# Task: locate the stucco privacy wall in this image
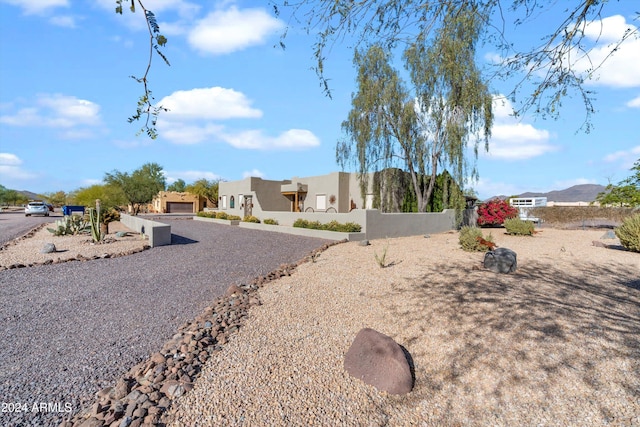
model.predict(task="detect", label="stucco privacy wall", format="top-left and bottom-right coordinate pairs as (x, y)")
top-left (120, 214), bottom-right (171, 247)
top-left (201, 209), bottom-right (461, 240)
top-left (364, 209), bottom-right (458, 239)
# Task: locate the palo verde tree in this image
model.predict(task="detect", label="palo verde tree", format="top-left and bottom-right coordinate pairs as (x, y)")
top-left (69, 184), bottom-right (128, 211)
top-left (104, 162), bottom-right (166, 215)
top-left (338, 3), bottom-right (492, 212)
top-left (595, 159), bottom-right (640, 207)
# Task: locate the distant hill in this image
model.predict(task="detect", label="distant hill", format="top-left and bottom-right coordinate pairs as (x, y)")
top-left (487, 184), bottom-right (607, 203)
top-left (518, 184), bottom-right (606, 202)
top-left (18, 190), bottom-right (44, 201)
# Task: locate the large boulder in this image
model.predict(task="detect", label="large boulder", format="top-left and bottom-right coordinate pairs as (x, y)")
top-left (344, 328), bottom-right (414, 395)
top-left (484, 247), bottom-right (517, 273)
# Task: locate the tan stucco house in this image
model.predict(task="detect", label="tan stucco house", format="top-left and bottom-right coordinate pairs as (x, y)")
top-left (218, 172), bottom-right (374, 218)
top-left (151, 191), bottom-right (206, 214)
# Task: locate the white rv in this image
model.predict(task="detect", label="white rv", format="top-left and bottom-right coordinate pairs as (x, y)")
top-left (509, 197), bottom-right (547, 222)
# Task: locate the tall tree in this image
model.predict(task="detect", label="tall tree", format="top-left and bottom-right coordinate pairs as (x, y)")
top-left (185, 179), bottom-right (219, 208)
top-left (104, 162), bottom-right (166, 215)
top-left (69, 184), bottom-right (128, 210)
top-left (338, 4), bottom-right (492, 212)
top-left (167, 179), bottom-right (187, 192)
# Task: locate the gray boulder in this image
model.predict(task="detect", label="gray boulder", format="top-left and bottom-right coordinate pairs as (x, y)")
top-left (344, 328), bottom-right (414, 395)
top-left (483, 247), bottom-right (517, 273)
top-left (601, 230), bottom-right (616, 239)
top-left (40, 243), bottom-right (56, 254)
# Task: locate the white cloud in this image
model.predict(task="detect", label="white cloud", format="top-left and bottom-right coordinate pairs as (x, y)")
top-left (188, 6), bottom-right (283, 55)
top-left (0, 94), bottom-right (102, 131)
top-left (603, 145), bottom-right (640, 169)
top-left (156, 122), bottom-right (225, 145)
top-left (49, 15), bottom-right (76, 28)
top-left (219, 129), bottom-right (321, 150)
top-left (1, 0), bottom-right (68, 15)
top-left (0, 153), bottom-right (37, 181)
top-left (243, 169), bottom-right (265, 179)
top-left (166, 170), bottom-right (222, 183)
top-left (574, 15), bottom-right (640, 88)
top-left (485, 96), bottom-right (557, 160)
top-left (156, 86), bottom-right (320, 150)
top-left (469, 177), bottom-right (522, 200)
top-left (626, 95), bottom-right (640, 108)
top-left (0, 153), bottom-right (22, 166)
top-left (158, 87), bottom-right (262, 120)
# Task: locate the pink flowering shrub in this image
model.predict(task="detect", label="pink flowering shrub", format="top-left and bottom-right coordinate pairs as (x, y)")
top-left (477, 199), bottom-right (518, 226)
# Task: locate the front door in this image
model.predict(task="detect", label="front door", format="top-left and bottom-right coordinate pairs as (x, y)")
top-left (244, 195), bottom-right (253, 218)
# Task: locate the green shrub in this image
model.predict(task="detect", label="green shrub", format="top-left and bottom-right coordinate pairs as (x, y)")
top-left (215, 211), bottom-right (228, 220)
top-left (196, 211), bottom-right (216, 218)
top-left (615, 213), bottom-right (640, 252)
top-left (263, 218), bottom-right (279, 225)
top-left (504, 218), bottom-right (535, 236)
top-left (101, 208), bottom-right (120, 225)
top-left (243, 215), bottom-right (261, 223)
top-left (459, 226), bottom-right (495, 252)
top-left (227, 215), bottom-right (241, 221)
top-left (292, 218), bottom-right (362, 232)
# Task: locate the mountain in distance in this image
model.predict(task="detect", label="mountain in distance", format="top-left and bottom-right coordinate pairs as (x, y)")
top-left (18, 190), bottom-right (44, 201)
top-left (487, 184), bottom-right (607, 203)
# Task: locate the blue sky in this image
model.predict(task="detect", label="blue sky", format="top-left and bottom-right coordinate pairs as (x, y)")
top-left (0, 0), bottom-right (638, 200)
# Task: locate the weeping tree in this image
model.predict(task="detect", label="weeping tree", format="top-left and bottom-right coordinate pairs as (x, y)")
top-left (337, 4), bottom-right (492, 212)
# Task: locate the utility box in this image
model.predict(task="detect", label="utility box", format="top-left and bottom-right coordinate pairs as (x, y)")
top-left (62, 205), bottom-right (85, 216)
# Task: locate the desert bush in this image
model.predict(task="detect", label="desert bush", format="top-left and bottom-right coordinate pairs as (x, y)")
top-left (243, 215), bottom-right (261, 223)
top-left (227, 215), bottom-right (241, 221)
top-left (215, 211), bottom-right (228, 220)
top-left (530, 206), bottom-right (636, 226)
top-left (459, 226), bottom-right (495, 252)
top-left (477, 199), bottom-right (518, 226)
top-left (196, 211), bottom-right (215, 218)
top-left (293, 218), bottom-right (362, 232)
top-left (101, 208), bottom-right (120, 225)
top-left (263, 218), bottom-right (279, 225)
top-left (504, 218), bottom-right (535, 236)
top-left (615, 213), bottom-right (640, 253)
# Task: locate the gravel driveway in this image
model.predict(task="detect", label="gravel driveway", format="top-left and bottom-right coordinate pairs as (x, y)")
top-left (0, 219), bottom-right (330, 426)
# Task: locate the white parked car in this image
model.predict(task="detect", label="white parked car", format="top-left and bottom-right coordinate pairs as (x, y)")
top-left (25, 201), bottom-right (50, 217)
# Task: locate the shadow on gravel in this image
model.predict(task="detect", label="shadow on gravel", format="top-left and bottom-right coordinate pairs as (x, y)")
top-left (170, 234), bottom-right (198, 245)
top-left (381, 260), bottom-right (640, 423)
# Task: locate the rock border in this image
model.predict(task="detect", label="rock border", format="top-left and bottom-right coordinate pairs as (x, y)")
top-left (0, 224), bottom-right (151, 271)
top-left (61, 240), bottom-right (346, 427)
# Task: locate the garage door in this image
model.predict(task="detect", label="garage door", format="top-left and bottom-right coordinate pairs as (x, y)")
top-left (166, 202), bottom-right (194, 213)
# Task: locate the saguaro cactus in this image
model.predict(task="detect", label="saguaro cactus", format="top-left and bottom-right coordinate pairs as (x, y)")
top-left (88, 199), bottom-right (103, 242)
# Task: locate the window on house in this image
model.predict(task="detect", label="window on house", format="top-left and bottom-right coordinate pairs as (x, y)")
top-left (316, 194), bottom-right (327, 211)
top-left (230, 196), bottom-right (235, 209)
top-left (222, 195), bottom-right (227, 209)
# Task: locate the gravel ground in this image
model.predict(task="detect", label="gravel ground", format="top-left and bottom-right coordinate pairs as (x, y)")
top-left (0, 219), bottom-right (330, 427)
top-left (167, 228), bottom-right (640, 426)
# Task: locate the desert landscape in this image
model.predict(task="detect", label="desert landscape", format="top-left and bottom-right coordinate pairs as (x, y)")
top-left (2, 221), bottom-right (639, 426)
top-left (161, 227), bottom-right (639, 426)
